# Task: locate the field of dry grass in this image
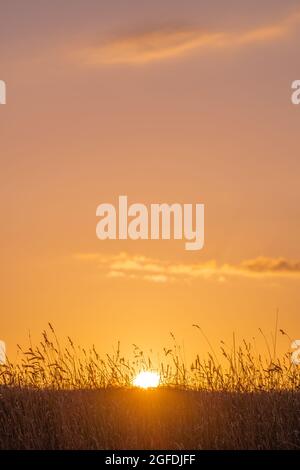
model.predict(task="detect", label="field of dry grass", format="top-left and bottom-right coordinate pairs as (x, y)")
top-left (0, 325), bottom-right (299, 449)
top-left (0, 388), bottom-right (300, 449)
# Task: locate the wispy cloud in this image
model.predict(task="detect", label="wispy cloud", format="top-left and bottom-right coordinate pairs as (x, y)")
top-left (241, 257), bottom-right (300, 273)
top-left (78, 10), bottom-right (300, 65)
top-left (73, 252), bottom-right (300, 283)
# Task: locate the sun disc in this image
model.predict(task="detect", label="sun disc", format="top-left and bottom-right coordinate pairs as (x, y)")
top-left (133, 371), bottom-right (160, 389)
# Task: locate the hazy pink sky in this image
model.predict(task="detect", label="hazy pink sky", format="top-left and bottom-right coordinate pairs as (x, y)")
top-left (1, 1), bottom-right (300, 360)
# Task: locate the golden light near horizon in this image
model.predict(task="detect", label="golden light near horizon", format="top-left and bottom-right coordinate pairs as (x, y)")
top-left (133, 371), bottom-right (160, 389)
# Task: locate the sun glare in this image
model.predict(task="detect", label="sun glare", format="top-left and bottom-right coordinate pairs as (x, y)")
top-left (133, 371), bottom-right (160, 389)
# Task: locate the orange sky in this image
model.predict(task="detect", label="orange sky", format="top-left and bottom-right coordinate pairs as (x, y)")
top-left (1, 1), bottom-right (300, 361)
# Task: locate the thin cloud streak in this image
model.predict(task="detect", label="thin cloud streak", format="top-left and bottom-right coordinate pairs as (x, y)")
top-left (78, 9), bottom-right (300, 65)
top-left (74, 253), bottom-right (300, 283)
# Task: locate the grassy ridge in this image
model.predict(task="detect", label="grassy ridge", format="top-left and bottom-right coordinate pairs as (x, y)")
top-left (0, 325), bottom-right (300, 449)
top-left (0, 325), bottom-right (299, 390)
top-left (0, 388), bottom-right (299, 449)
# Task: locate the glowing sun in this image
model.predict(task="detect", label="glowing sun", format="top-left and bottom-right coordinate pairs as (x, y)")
top-left (133, 371), bottom-right (160, 389)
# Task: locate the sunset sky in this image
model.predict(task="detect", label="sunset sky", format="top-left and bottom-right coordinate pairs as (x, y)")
top-left (1, 0), bottom-right (300, 360)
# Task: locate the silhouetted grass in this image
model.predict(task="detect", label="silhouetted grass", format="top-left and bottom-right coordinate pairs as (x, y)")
top-left (0, 325), bottom-right (299, 449)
